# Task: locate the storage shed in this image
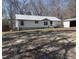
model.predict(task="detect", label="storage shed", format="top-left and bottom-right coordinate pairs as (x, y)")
top-left (63, 18), bottom-right (76, 28)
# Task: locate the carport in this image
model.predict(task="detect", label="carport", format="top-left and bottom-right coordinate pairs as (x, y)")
top-left (70, 20), bottom-right (76, 27)
top-left (63, 18), bottom-right (76, 28)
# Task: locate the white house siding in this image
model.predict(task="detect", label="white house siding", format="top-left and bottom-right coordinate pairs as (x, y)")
top-left (20, 20), bottom-right (47, 28)
top-left (53, 21), bottom-right (61, 27)
top-left (63, 21), bottom-right (70, 28)
top-left (16, 20), bottom-right (61, 29)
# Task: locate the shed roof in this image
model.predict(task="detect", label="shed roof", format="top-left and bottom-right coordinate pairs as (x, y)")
top-left (15, 14), bottom-right (61, 21)
top-left (64, 18), bottom-right (76, 21)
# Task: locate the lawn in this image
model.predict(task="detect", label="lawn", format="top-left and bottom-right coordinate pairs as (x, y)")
top-left (2, 28), bottom-right (76, 59)
top-left (2, 27), bottom-right (76, 35)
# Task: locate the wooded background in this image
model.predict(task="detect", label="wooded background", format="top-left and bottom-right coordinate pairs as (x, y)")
top-left (2, 0), bottom-right (76, 31)
top-left (2, 0), bottom-right (76, 19)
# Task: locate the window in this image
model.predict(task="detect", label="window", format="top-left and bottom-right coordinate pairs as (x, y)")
top-left (44, 22), bottom-right (48, 25)
top-left (20, 20), bottom-right (24, 26)
top-left (50, 21), bottom-right (53, 25)
top-left (35, 21), bottom-right (39, 24)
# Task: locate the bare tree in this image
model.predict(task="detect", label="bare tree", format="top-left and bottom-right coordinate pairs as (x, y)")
top-left (66, 0), bottom-right (76, 18)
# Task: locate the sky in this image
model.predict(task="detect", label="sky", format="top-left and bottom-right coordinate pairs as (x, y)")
top-left (60, 0), bottom-right (68, 8)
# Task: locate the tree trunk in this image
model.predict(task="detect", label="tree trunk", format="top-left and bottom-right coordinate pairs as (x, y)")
top-left (61, 19), bottom-right (64, 28)
top-left (9, 20), bottom-right (14, 31)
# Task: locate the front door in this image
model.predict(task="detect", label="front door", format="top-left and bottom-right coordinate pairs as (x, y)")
top-left (50, 21), bottom-right (53, 27)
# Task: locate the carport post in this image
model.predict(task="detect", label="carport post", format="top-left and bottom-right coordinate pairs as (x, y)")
top-left (17, 20), bottom-right (20, 31)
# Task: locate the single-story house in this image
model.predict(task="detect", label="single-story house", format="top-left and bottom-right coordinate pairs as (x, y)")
top-left (63, 18), bottom-right (76, 28)
top-left (14, 14), bottom-right (61, 29)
